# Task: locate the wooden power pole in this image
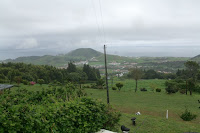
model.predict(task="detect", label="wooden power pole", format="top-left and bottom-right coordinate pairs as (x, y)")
top-left (104, 45), bottom-right (109, 104)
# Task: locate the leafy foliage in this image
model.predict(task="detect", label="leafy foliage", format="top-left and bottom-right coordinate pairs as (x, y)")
top-left (0, 62), bottom-right (101, 85)
top-left (83, 64), bottom-right (101, 81)
top-left (156, 88), bottom-right (161, 92)
top-left (112, 86), bottom-right (117, 90)
top-left (140, 88), bottom-right (147, 91)
top-left (37, 79), bottom-right (45, 86)
top-left (95, 78), bottom-right (105, 89)
top-left (67, 61), bottom-right (77, 73)
top-left (165, 81), bottom-right (179, 94)
top-left (128, 67), bottom-right (143, 92)
top-left (115, 82), bottom-right (123, 91)
top-left (180, 109), bottom-right (197, 121)
top-left (0, 85), bottom-right (120, 132)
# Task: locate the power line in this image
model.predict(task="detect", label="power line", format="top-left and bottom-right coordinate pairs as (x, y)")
top-left (98, 0), bottom-right (106, 44)
top-left (104, 45), bottom-right (109, 104)
top-left (91, 0), bottom-right (103, 43)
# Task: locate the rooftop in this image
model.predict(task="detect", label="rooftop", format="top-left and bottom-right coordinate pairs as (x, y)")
top-left (0, 84), bottom-right (14, 90)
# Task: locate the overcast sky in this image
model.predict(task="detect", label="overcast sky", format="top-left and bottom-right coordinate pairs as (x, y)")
top-left (1, 0), bottom-right (200, 60)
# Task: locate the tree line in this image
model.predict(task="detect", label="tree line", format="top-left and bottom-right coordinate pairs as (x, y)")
top-left (165, 61), bottom-right (200, 95)
top-left (0, 62), bottom-right (101, 85)
top-left (127, 61), bottom-right (200, 94)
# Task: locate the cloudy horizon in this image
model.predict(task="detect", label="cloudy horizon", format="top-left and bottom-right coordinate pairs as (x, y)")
top-left (1, 0), bottom-right (200, 60)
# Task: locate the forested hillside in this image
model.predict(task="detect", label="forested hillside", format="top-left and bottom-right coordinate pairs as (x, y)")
top-left (0, 62), bottom-right (101, 84)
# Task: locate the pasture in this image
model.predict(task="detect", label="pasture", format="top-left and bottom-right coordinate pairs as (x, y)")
top-left (85, 79), bottom-right (200, 132)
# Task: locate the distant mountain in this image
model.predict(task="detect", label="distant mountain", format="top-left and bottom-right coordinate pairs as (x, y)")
top-left (3, 48), bottom-right (103, 67)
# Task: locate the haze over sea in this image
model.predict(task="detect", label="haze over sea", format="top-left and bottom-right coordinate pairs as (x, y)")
top-left (0, 45), bottom-right (199, 60)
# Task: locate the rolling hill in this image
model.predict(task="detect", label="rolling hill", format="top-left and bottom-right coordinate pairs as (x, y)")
top-left (190, 54), bottom-right (200, 62)
top-left (66, 48), bottom-right (103, 59)
top-left (3, 48), bottom-right (103, 67)
top-left (2, 47), bottom-right (194, 72)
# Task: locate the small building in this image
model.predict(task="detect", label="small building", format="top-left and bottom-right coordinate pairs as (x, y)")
top-left (0, 84), bottom-right (14, 91)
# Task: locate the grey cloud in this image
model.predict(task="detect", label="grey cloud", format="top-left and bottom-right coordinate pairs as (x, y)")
top-left (0, 0), bottom-right (200, 60)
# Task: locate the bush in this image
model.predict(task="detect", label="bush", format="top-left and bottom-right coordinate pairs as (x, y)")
top-left (179, 89), bottom-right (186, 94)
top-left (180, 109), bottom-right (197, 121)
top-left (165, 81), bottom-right (179, 94)
top-left (112, 87), bottom-right (117, 90)
top-left (115, 82), bottom-right (123, 91)
top-left (194, 85), bottom-right (200, 93)
top-left (156, 88), bottom-right (161, 92)
top-left (22, 80), bottom-right (29, 85)
top-left (0, 89), bottom-right (121, 132)
top-left (37, 79), bottom-right (45, 86)
top-left (165, 87), bottom-right (178, 94)
top-left (83, 85), bottom-right (91, 88)
top-left (14, 84), bottom-right (20, 87)
top-left (140, 88), bottom-right (147, 91)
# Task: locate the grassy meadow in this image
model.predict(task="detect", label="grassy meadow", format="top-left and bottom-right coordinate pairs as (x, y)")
top-left (10, 79), bottom-right (200, 133)
top-left (85, 79), bottom-right (200, 133)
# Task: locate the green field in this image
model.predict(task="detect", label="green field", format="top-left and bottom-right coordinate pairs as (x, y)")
top-left (85, 79), bottom-right (200, 133)
top-left (10, 79), bottom-right (200, 133)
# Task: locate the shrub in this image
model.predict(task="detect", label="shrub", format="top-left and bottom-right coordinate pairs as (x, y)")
top-left (156, 88), bottom-right (161, 92)
top-left (22, 80), bottom-right (29, 85)
top-left (83, 85), bottom-right (91, 88)
top-left (140, 88), bottom-right (147, 91)
top-left (96, 79), bottom-right (105, 89)
top-left (179, 89), bottom-right (186, 94)
top-left (37, 79), bottom-right (45, 86)
top-left (14, 84), bottom-right (20, 87)
top-left (0, 95), bottom-right (120, 132)
top-left (115, 82), bottom-right (123, 91)
top-left (165, 81), bottom-right (178, 94)
top-left (112, 87), bottom-right (117, 90)
top-left (180, 109), bottom-right (197, 121)
top-left (165, 87), bottom-right (178, 94)
top-left (194, 85), bottom-right (200, 93)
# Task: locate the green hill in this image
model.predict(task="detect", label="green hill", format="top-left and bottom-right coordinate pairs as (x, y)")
top-left (66, 48), bottom-right (103, 59)
top-left (190, 54), bottom-right (200, 62)
top-left (2, 48), bottom-right (193, 72)
top-left (3, 48), bottom-right (103, 67)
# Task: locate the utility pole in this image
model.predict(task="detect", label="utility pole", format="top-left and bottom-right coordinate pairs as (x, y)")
top-left (111, 70), bottom-right (114, 88)
top-left (104, 45), bottom-right (109, 104)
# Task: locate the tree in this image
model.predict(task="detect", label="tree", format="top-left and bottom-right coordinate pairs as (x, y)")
top-left (67, 61), bottom-right (77, 73)
top-left (165, 80), bottom-right (179, 94)
top-left (115, 82), bottom-right (123, 91)
top-left (66, 72), bottom-right (80, 83)
top-left (37, 79), bottom-right (45, 86)
top-left (129, 67), bottom-right (143, 92)
top-left (96, 78), bottom-right (105, 89)
top-left (83, 64), bottom-right (100, 81)
top-left (8, 70), bottom-right (16, 84)
top-left (143, 69), bottom-right (161, 79)
top-left (14, 76), bottom-right (22, 86)
top-left (184, 61), bottom-right (199, 95)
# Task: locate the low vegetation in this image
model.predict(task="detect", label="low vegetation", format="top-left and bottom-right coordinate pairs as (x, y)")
top-left (180, 109), bottom-right (197, 121)
top-left (0, 84), bottom-right (120, 132)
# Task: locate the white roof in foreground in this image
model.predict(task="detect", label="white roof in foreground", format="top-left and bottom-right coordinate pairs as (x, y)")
top-left (96, 129), bottom-right (117, 133)
top-left (0, 84), bottom-right (14, 90)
